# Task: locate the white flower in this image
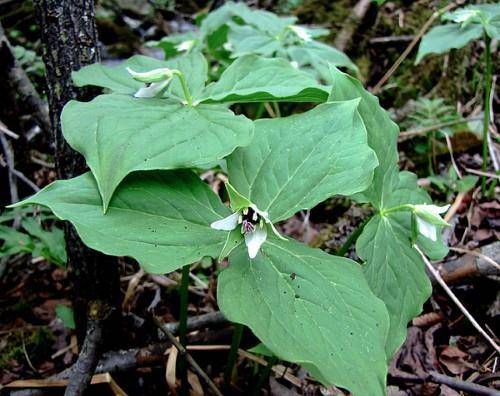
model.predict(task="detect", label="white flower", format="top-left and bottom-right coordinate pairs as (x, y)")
top-left (289, 25), bottom-right (312, 42)
top-left (126, 67), bottom-right (175, 98)
top-left (211, 204), bottom-right (283, 259)
top-left (175, 40), bottom-right (195, 52)
top-left (413, 204), bottom-right (450, 241)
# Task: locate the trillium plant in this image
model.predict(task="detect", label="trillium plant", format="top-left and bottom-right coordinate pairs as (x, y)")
top-left (11, 47), bottom-right (451, 394)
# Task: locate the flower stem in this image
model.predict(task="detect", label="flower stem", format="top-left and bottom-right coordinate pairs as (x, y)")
top-left (178, 264), bottom-right (190, 393)
top-left (173, 71), bottom-right (193, 106)
top-left (336, 217), bottom-right (370, 257)
top-left (380, 204), bottom-right (414, 216)
top-left (481, 34), bottom-right (492, 195)
top-left (224, 322), bottom-right (244, 389)
top-left (252, 355), bottom-right (278, 396)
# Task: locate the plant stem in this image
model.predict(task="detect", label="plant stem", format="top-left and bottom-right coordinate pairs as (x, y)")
top-left (336, 217), bottom-right (370, 257)
top-left (380, 203), bottom-right (414, 216)
top-left (174, 71), bottom-right (193, 106)
top-left (223, 323), bottom-right (244, 389)
top-left (252, 355), bottom-right (278, 395)
top-left (178, 264), bottom-right (190, 394)
top-left (481, 34), bottom-right (492, 195)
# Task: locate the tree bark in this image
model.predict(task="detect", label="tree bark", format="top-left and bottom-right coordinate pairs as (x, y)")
top-left (33, 0), bottom-right (120, 376)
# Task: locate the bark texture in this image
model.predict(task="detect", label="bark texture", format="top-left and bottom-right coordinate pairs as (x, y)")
top-left (33, 0), bottom-right (120, 357)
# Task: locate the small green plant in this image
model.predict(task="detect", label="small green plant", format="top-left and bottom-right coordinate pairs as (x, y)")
top-left (417, 3), bottom-right (499, 193)
top-left (0, 208), bottom-right (66, 266)
top-left (428, 166), bottom-right (479, 200)
top-left (149, 2), bottom-right (357, 82)
top-left (403, 97), bottom-right (464, 174)
top-left (9, 48), bottom-right (451, 394)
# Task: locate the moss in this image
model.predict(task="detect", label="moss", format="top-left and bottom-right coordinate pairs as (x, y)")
top-left (0, 327), bottom-right (54, 369)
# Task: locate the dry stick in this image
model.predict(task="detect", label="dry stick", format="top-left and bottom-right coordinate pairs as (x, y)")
top-left (450, 246), bottom-right (500, 271)
top-left (372, 0), bottom-right (465, 93)
top-left (444, 134), bottom-right (462, 178)
top-left (465, 168), bottom-right (500, 180)
top-left (64, 305), bottom-right (107, 396)
top-left (398, 116), bottom-right (483, 139)
top-left (0, 121), bottom-right (20, 139)
top-left (427, 371), bottom-right (499, 396)
top-left (415, 245), bottom-right (500, 354)
top-left (153, 317), bottom-right (224, 396)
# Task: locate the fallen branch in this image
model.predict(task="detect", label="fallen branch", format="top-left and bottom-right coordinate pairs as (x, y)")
top-left (160, 311), bottom-right (226, 336)
top-left (427, 371), bottom-right (499, 396)
top-left (9, 326), bottom-right (232, 396)
top-left (64, 302), bottom-right (111, 396)
top-left (416, 245), bottom-right (500, 354)
top-left (153, 316), bottom-right (224, 396)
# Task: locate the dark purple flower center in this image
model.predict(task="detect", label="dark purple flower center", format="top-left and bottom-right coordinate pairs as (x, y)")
top-left (241, 207), bottom-right (259, 234)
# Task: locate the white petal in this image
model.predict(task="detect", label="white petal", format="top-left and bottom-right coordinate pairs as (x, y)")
top-left (134, 79), bottom-right (171, 98)
top-left (414, 204), bottom-right (450, 216)
top-left (416, 217), bottom-right (437, 241)
top-left (210, 212), bottom-right (239, 231)
top-left (127, 67), bottom-right (173, 83)
top-left (175, 40), bottom-right (194, 52)
top-left (245, 227), bottom-right (267, 259)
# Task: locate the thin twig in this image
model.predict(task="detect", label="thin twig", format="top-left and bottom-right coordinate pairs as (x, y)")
top-left (372, 0), bottom-right (465, 93)
top-left (0, 121), bottom-right (20, 139)
top-left (450, 247), bottom-right (500, 271)
top-left (415, 245), bottom-right (500, 354)
top-left (153, 316), bottom-right (224, 396)
top-left (444, 191), bottom-right (466, 223)
top-left (465, 168), bottom-right (500, 180)
top-left (444, 134), bottom-right (462, 178)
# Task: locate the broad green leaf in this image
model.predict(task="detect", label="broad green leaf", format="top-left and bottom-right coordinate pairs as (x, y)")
top-left (444, 4), bottom-right (500, 39)
top-left (72, 52), bottom-right (208, 102)
top-left (356, 172), bottom-right (448, 358)
top-left (201, 55), bottom-right (329, 103)
top-left (227, 100), bottom-right (378, 222)
top-left (416, 23), bottom-right (482, 64)
top-left (200, 2), bottom-right (295, 37)
top-left (328, 66), bottom-right (399, 209)
top-left (11, 170), bottom-right (231, 274)
top-left (218, 237), bottom-right (389, 395)
top-left (61, 94), bottom-right (253, 211)
top-left (55, 304), bottom-right (76, 329)
top-left (226, 23), bottom-right (282, 58)
top-left (287, 41), bottom-right (358, 79)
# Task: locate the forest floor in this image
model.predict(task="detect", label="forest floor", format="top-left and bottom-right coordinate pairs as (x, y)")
top-left (0, 0), bottom-right (499, 395)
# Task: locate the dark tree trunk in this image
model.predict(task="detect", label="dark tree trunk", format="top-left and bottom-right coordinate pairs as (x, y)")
top-left (33, 2), bottom-right (121, 393)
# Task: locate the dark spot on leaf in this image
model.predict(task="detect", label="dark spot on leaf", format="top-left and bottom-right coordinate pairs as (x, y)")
top-left (294, 294), bottom-right (299, 299)
top-left (290, 272), bottom-right (296, 280)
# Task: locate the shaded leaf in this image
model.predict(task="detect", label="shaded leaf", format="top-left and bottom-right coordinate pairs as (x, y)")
top-left (416, 23), bottom-right (482, 63)
top-left (356, 172), bottom-right (448, 358)
top-left (11, 170), bottom-right (231, 274)
top-left (202, 55), bottom-right (329, 103)
top-left (328, 66), bottom-right (399, 209)
top-left (61, 94), bottom-right (253, 210)
top-left (227, 100), bottom-right (377, 222)
top-left (218, 237), bottom-right (389, 395)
